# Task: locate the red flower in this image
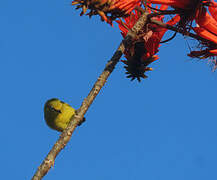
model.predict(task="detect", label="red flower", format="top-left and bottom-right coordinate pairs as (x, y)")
top-left (195, 7), bottom-right (217, 36)
top-left (209, 0), bottom-right (217, 22)
top-left (148, 0), bottom-right (192, 9)
top-left (110, 0), bottom-right (141, 15)
top-left (193, 26), bottom-right (217, 44)
top-left (209, 49), bottom-right (217, 55)
top-left (117, 6), bottom-right (180, 81)
top-left (186, 1), bottom-right (217, 71)
top-left (187, 26), bottom-right (217, 62)
top-left (188, 49), bottom-right (217, 59)
top-left (72, 0), bottom-right (141, 24)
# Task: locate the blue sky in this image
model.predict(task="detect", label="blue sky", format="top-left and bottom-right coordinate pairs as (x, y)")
top-left (1, 0), bottom-right (217, 180)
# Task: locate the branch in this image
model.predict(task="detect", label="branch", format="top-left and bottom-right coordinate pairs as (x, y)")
top-left (160, 31), bottom-right (177, 43)
top-left (150, 18), bottom-right (209, 43)
top-left (31, 12), bottom-right (149, 180)
top-left (32, 7), bottom-right (214, 179)
top-left (136, 9), bottom-right (210, 43)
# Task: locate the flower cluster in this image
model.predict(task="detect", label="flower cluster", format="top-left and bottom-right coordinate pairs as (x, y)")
top-left (117, 7), bottom-right (180, 81)
top-left (188, 1), bottom-right (217, 62)
top-left (72, 0), bottom-right (141, 24)
top-left (72, 0), bottom-right (217, 81)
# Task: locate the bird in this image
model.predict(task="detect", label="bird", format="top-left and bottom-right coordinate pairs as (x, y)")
top-left (44, 98), bottom-right (85, 132)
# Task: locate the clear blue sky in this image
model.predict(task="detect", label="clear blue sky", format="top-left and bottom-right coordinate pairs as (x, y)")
top-left (1, 1), bottom-right (217, 180)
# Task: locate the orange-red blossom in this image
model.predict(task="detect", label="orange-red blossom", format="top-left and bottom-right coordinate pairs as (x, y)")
top-left (72, 0), bottom-right (141, 24)
top-left (148, 0), bottom-right (192, 9)
top-left (188, 1), bottom-right (217, 60)
top-left (117, 6), bottom-right (180, 81)
top-left (148, 0), bottom-right (212, 9)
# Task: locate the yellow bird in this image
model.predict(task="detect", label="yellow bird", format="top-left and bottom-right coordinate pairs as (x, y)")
top-left (44, 98), bottom-right (85, 132)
